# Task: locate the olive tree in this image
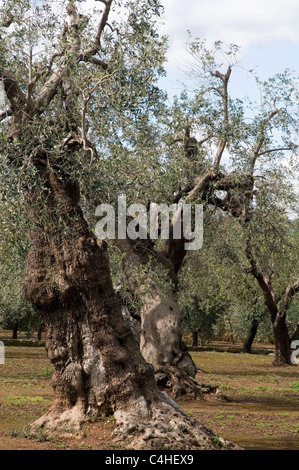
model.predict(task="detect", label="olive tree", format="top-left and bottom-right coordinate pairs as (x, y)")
top-left (108, 39), bottom-right (299, 382)
top-left (0, 0), bottom-right (236, 450)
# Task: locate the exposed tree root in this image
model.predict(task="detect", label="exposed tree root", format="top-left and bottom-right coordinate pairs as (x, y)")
top-left (27, 393), bottom-right (240, 450)
top-left (155, 366), bottom-right (222, 401)
top-left (29, 404), bottom-right (86, 439)
top-left (113, 399), bottom-right (240, 450)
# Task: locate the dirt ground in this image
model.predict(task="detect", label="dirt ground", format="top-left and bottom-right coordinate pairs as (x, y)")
top-left (0, 345), bottom-right (298, 450)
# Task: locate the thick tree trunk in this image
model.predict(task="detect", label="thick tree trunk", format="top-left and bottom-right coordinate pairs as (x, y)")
top-left (272, 315), bottom-right (292, 366)
top-left (37, 321), bottom-right (44, 341)
top-left (140, 289), bottom-right (203, 397)
top-left (20, 170), bottom-right (233, 449)
top-left (242, 319), bottom-right (258, 354)
top-left (12, 321), bottom-right (18, 340)
top-left (115, 238), bottom-right (219, 399)
top-left (192, 330), bottom-right (199, 347)
top-left (1, 1), bottom-right (239, 449)
top-left (245, 239), bottom-right (298, 366)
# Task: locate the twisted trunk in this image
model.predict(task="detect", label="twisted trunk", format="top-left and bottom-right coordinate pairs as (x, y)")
top-left (245, 240), bottom-right (294, 366)
top-left (1, 0), bottom-right (238, 450)
top-left (20, 167), bottom-right (231, 449)
top-left (242, 319), bottom-right (258, 354)
top-left (116, 238), bottom-right (219, 399)
top-left (192, 330), bottom-right (199, 347)
top-left (22, 176), bottom-right (152, 425)
top-left (272, 315), bottom-right (292, 366)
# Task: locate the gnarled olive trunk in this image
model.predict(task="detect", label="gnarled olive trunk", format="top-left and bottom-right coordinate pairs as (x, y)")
top-left (245, 240), bottom-right (295, 366)
top-left (272, 315), bottom-right (292, 366)
top-left (116, 238), bottom-right (218, 399)
top-left (21, 168), bottom-right (230, 449)
top-left (23, 176), bottom-right (154, 426)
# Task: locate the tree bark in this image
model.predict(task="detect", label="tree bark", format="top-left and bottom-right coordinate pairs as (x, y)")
top-left (242, 319), bottom-right (258, 353)
top-left (37, 321), bottom-right (44, 341)
top-left (192, 330), bottom-right (199, 347)
top-left (272, 315), bottom-right (292, 366)
top-left (245, 239), bottom-right (295, 366)
top-left (115, 238), bottom-right (220, 399)
top-left (290, 323), bottom-right (299, 342)
top-left (0, 0), bottom-right (238, 450)
top-left (12, 321), bottom-right (18, 340)
top-left (19, 166), bottom-right (231, 449)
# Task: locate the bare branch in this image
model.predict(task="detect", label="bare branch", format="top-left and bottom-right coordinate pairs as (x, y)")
top-left (47, 50), bottom-right (66, 74)
top-left (250, 108), bottom-right (281, 173)
top-left (34, 67), bottom-right (64, 110)
top-left (80, 72), bottom-right (115, 164)
top-left (0, 70), bottom-right (35, 140)
top-left (27, 49), bottom-right (66, 103)
top-left (258, 146), bottom-right (297, 157)
top-left (245, 238), bottom-right (278, 318)
top-left (186, 171), bottom-right (218, 202)
top-left (212, 66), bottom-right (232, 168)
top-left (94, 0), bottom-right (113, 48)
top-left (213, 138), bottom-right (227, 168)
top-left (79, 53), bottom-right (109, 70)
top-left (35, 0), bottom-right (114, 111)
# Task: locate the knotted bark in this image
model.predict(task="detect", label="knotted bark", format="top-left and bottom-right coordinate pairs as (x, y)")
top-left (22, 168), bottom-right (235, 449)
top-left (116, 238), bottom-right (220, 399)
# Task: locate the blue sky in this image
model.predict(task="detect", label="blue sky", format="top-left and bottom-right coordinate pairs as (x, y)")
top-left (159, 0), bottom-right (299, 100)
top-left (158, 1), bottom-right (299, 194)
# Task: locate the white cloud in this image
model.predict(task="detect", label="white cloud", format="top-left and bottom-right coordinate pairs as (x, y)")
top-left (161, 0), bottom-right (299, 71)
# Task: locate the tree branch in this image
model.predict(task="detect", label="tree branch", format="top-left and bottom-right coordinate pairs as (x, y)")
top-left (1, 70), bottom-right (34, 140)
top-left (34, 68), bottom-right (64, 111)
top-left (94, 0), bottom-right (113, 48)
top-left (80, 72), bottom-right (115, 164)
top-left (278, 278), bottom-right (299, 317)
top-left (250, 108), bottom-right (281, 174)
top-left (1, 70), bottom-right (29, 110)
top-left (158, 171), bottom-right (219, 273)
top-left (212, 66), bottom-right (231, 169)
top-left (258, 146), bottom-right (297, 157)
top-left (245, 238), bottom-right (278, 318)
top-left (34, 0), bottom-right (114, 111)
top-left (79, 54), bottom-right (109, 70)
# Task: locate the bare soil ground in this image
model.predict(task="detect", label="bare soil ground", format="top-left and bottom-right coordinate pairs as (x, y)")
top-left (0, 344), bottom-right (298, 450)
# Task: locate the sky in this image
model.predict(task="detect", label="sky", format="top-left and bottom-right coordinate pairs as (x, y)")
top-left (1, 1), bottom-right (298, 114)
top-left (158, 1), bottom-right (299, 195)
top-left (159, 0), bottom-right (299, 100)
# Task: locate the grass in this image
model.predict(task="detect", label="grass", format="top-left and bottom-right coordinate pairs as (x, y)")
top-left (78, 442), bottom-right (92, 449)
top-left (289, 382), bottom-right (299, 393)
top-left (213, 436), bottom-right (224, 448)
top-left (7, 395), bottom-right (45, 407)
top-left (1, 345), bottom-right (299, 450)
top-left (11, 426), bottom-right (49, 442)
